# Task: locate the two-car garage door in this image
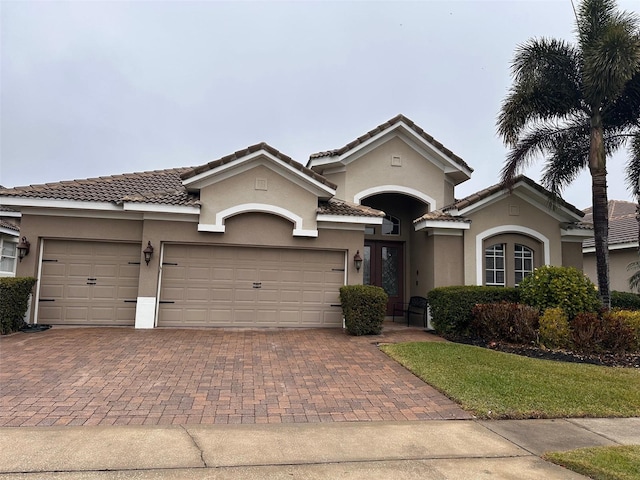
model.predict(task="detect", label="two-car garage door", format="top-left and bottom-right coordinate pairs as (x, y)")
top-left (158, 245), bottom-right (345, 327)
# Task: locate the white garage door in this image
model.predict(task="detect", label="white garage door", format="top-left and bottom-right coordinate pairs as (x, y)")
top-left (37, 240), bottom-right (141, 325)
top-left (158, 245), bottom-right (345, 327)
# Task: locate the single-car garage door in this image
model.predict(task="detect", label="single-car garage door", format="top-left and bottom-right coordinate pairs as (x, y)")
top-left (37, 240), bottom-right (141, 325)
top-left (158, 245), bottom-right (345, 327)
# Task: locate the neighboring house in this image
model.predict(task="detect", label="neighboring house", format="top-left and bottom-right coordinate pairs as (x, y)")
top-left (583, 200), bottom-right (638, 292)
top-left (0, 202), bottom-right (21, 277)
top-left (0, 115), bottom-right (592, 328)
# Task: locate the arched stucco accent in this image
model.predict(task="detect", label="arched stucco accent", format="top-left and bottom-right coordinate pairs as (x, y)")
top-left (198, 203), bottom-right (318, 237)
top-left (475, 225), bottom-right (550, 285)
top-left (353, 185), bottom-right (436, 209)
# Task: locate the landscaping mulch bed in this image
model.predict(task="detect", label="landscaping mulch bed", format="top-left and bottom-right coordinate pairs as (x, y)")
top-left (447, 336), bottom-right (640, 368)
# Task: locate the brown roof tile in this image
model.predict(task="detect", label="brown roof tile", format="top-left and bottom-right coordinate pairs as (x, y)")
top-left (0, 168), bottom-right (200, 207)
top-left (317, 198), bottom-right (385, 217)
top-left (413, 210), bottom-right (471, 224)
top-left (0, 219), bottom-right (19, 232)
top-left (446, 175), bottom-right (584, 218)
top-left (181, 143), bottom-right (337, 190)
top-left (583, 200), bottom-right (638, 247)
top-left (308, 114), bottom-right (473, 173)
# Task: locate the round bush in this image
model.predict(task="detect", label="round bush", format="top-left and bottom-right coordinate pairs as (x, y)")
top-left (518, 266), bottom-right (600, 320)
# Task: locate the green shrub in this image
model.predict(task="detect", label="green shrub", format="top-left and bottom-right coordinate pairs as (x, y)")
top-left (607, 310), bottom-right (640, 351)
top-left (0, 277), bottom-right (37, 335)
top-left (518, 266), bottom-right (600, 320)
top-left (538, 307), bottom-right (571, 349)
top-left (339, 285), bottom-right (388, 336)
top-left (471, 302), bottom-right (539, 343)
top-left (611, 291), bottom-right (640, 311)
top-left (427, 286), bottom-right (519, 335)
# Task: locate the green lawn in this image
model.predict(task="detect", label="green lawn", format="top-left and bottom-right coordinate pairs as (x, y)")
top-left (544, 445), bottom-right (640, 480)
top-left (381, 342), bottom-right (640, 419)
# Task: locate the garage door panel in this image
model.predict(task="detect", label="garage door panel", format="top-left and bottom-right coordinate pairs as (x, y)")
top-left (40, 285), bottom-right (64, 299)
top-left (92, 286), bottom-right (118, 299)
top-left (158, 245), bottom-right (345, 327)
top-left (187, 287), bottom-right (210, 301)
top-left (66, 285), bottom-right (91, 299)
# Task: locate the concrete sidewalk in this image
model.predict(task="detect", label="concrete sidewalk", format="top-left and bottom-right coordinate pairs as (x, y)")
top-left (1, 418), bottom-right (638, 479)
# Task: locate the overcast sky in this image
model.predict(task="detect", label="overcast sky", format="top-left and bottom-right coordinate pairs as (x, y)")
top-left (1, 0), bottom-right (638, 210)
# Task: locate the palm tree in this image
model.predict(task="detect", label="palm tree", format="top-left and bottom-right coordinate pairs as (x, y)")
top-left (497, 0), bottom-right (640, 308)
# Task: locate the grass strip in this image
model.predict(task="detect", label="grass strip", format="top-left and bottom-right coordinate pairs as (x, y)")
top-left (544, 445), bottom-right (640, 480)
top-left (380, 342), bottom-right (640, 419)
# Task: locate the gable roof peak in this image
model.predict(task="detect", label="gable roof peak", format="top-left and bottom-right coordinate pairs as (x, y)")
top-left (180, 142), bottom-right (337, 191)
top-left (307, 114), bottom-right (473, 177)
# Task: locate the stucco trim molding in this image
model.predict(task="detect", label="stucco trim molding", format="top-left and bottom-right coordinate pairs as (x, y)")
top-left (353, 185), bottom-right (436, 209)
top-left (316, 214), bottom-right (384, 225)
top-left (475, 225), bottom-right (551, 285)
top-left (198, 203), bottom-right (318, 237)
top-left (414, 220), bottom-right (470, 231)
top-left (135, 297), bottom-right (156, 329)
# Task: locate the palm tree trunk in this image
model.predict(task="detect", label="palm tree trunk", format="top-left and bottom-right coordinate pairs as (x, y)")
top-left (589, 112), bottom-right (610, 308)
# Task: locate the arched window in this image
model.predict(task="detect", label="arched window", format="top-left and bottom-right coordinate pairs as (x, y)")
top-left (483, 234), bottom-right (542, 287)
top-left (485, 244), bottom-right (505, 286)
top-left (381, 214), bottom-right (400, 236)
top-left (514, 244), bottom-right (534, 285)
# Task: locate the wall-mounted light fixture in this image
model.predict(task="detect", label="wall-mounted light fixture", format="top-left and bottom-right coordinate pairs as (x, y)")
top-left (353, 250), bottom-right (363, 271)
top-left (16, 237), bottom-right (30, 262)
top-left (143, 241), bottom-right (154, 266)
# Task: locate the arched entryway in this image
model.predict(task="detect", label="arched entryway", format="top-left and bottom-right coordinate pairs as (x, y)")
top-left (359, 192), bottom-right (430, 316)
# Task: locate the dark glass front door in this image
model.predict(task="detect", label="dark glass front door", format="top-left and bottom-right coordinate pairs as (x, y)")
top-left (363, 241), bottom-right (404, 315)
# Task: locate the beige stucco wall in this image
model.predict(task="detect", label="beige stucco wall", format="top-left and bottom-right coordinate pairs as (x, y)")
top-left (562, 241), bottom-right (584, 270)
top-left (430, 232), bottom-right (465, 288)
top-left (584, 247), bottom-right (637, 292)
top-left (341, 137), bottom-right (447, 210)
top-left (198, 164), bottom-right (319, 231)
top-left (462, 196), bottom-right (563, 285)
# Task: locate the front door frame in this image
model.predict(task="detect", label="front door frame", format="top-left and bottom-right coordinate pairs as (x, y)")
top-left (364, 240), bottom-right (404, 315)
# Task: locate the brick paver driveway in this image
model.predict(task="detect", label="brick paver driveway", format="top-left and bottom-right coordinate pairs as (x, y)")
top-left (0, 324), bottom-right (472, 427)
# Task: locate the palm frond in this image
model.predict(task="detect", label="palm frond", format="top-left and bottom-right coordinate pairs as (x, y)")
top-left (604, 72), bottom-right (640, 129)
top-left (500, 120), bottom-right (587, 187)
top-left (497, 38), bottom-right (582, 146)
top-left (626, 132), bottom-right (640, 199)
top-left (627, 259), bottom-right (640, 292)
top-left (579, 0), bottom-right (640, 105)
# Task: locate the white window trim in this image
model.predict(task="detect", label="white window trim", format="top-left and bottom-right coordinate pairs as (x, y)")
top-left (353, 185), bottom-right (436, 210)
top-left (485, 243), bottom-right (505, 286)
top-left (0, 238), bottom-right (18, 277)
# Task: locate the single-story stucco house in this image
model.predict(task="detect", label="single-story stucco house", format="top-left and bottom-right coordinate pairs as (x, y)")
top-left (0, 115), bottom-right (593, 329)
top-left (583, 200), bottom-right (638, 293)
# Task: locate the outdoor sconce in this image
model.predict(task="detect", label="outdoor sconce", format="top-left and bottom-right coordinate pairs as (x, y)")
top-left (353, 250), bottom-right (363, 271)
top-left (16, 237), bottom-right (30, 262)
top-left (143, 241), bottom-right (154, 266)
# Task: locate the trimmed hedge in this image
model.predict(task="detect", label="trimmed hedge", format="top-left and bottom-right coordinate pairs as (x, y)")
top-left (471, 302), bottom-right (539, 343)
top-left (611, 291), bottom-right (640, 311)
top-left (1, 277), bottom-right (37, 335)
top-left (339, 285), bottom-right (388, 336)
top-left (427, 286), bottom-right (519, 335)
